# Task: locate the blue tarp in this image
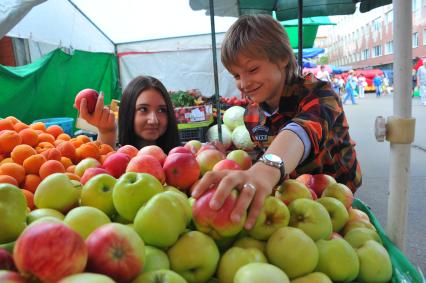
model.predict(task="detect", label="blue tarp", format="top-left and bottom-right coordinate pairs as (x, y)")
top-left (293, 48), bottom-right (325, 58)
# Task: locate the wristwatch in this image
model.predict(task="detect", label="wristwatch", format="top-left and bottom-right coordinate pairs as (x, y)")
top-left (258, 153), bottom-right (286, 186)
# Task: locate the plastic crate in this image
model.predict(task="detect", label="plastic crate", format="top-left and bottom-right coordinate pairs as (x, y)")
top-left (353, 199), bottom-right (425, 283)
top-left (178, 126), bottom-right (209, 144)
top-left (32, 117), bottom-right (74, 136)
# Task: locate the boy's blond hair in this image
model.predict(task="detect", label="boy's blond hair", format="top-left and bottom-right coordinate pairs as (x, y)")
top-left (221, 14), bottom-right (299, 84)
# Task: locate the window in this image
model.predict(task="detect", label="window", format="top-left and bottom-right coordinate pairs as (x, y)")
top-left (423, 29), bottom-right (426, 46)
top-left (362, 49), bottom-right (369, 60)
top-left (385, 10), bottom-right (393, 24)
top-left (373, 45), bottom-right (382, 57)
top-left (412, 0), bottom-right (419, 11)
top-left (413, 32), bottom-right (419, 48)
top-left (385, 41), bottom-right (393, 54)
top-left (373, 18), bottom-right (381, 32)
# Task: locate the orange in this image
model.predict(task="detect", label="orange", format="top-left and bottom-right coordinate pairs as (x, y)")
top-left (56, 141), bottom-right (77, 162)
top-left (40, 148), bottom-right (62, 161)
top-left (46, 125), bottom-right (64, 138)
top-left (0, 130), bottom-right (22, 154)
top-left (65, 172), bottom-right (80, 182)
top-left (0, 119), bottom-right (15, 131)
top-left (11, 144), bottom-right (37, 165)
top-left (13, 122), bottom-right (29, 132)
top-left (56, 133), bottom-right (71, 141)
top-left (21, 189), bottom-right (35, 210)
top-left (19, 128), bottom-right (39, 147)
top-left (99, 144), bottom-right (114, 155)
top-left (0, 162), bottom-right (25, 184)
top-left (37, 133), bottom-right (56, 144)
top-left (35, 141), bottom-right (55, 153)
top-left (23, 154), bottom-right (47, 175)
top-left (21, 174), bottom-right (42, 193)
top-left (75, 142), bottom-right (100, 161)
top-left (30, 122), bottom-right (46, 132)
top-left (0, 175), bottom-right (19, 186)
top-left (60, 157), bottom-right (73, 169)
top-left (39, 159), bottom-right (65, 179)
top-left (4, 116), bottom-right (20, 125)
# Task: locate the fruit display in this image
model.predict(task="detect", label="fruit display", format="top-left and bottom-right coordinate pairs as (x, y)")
top-left (0, 116), bottom-right (420, 283)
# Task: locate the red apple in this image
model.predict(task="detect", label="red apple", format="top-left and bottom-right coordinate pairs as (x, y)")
top-left (296, 173), bottom-right (336, 196)
top-left (117, 145), bottom-right (139, 159)
top-left (196, 143), bottom-right (217, 156)
top-left (0, 248), bottom-right (16, 271)
top-left (309, 188), bottom-right (318, 200)
top-left (321, 183), bottom-right (354, 209)
top-left (126, 155), bottom-right (165, 184)
top-left (212, 159), bottom-right (241, 171)
top-left (0, 270), bottom-right (25, 283)
top-left (348, 208), bottom-right (370, 223)
top-left (275, 179), bottom-right (312, 205)
top-left (138, 145), bottom-right (167, 165)
top-left (14, 222), bottom-right (87, 283)
top-left (102, 152), bottom-right (130, 178)
top-left (80, 167), bottom-right (111, 185)
top-left (163, 152), bottom-right (200, 190)
top-left (168, 146), bottom-right (193, 155)
top-left (74, 89), bottom-right (99, 113)
top-left (196, 149), bottom-right (225, 175)
top-left (192, 188), bottom-right (246, 239)
top-left (86, 223), bottom-right (145, 283)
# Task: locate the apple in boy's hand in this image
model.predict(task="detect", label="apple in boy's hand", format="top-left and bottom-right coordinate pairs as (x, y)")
top-left (75, 89), bottom-right (99, 113)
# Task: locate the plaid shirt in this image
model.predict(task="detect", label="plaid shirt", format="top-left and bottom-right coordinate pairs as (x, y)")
top-left (244, 74), bottom-right (362, 192)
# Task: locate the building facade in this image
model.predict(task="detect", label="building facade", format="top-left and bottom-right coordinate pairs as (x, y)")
top-left (318, 0), bottom-right (426, 73)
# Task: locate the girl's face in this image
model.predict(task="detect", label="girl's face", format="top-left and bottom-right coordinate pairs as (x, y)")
top-left (134, 89), bottom-right (168, 143)
top-left (228, 53), bottom-right (287, 108)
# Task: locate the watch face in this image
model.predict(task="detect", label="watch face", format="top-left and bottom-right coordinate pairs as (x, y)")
top-left (264, 153), bottom-right (281, 163)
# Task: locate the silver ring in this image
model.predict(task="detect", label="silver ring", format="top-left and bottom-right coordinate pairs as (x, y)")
top-left (242, 183), bottom-right (256, 192)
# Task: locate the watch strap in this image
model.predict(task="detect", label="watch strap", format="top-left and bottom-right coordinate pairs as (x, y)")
top-left (259, 155), bottom-right (286, 186)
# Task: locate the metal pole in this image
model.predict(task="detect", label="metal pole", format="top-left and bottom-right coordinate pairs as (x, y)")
top-left (209, 0), bottom-right (222, 142)
top-left (297, 0), bottom-right (303, 74)
top-left (387, 0), bottom-right (412, 251)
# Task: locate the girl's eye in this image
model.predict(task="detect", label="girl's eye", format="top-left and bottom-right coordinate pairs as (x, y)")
top-left (158, 108), bottom-right (167, 113)
top-left (249, 67), bottom-right (258, 73)
top-left (233, 74), bottom-right (240, 80)
top-left (138, 107), bottom-right (147, 112)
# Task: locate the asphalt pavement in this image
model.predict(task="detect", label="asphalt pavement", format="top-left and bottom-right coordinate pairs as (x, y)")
top-left (341, 91), bottom-right (426, 274)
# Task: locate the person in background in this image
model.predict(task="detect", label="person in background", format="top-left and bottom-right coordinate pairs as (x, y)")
top-left (78, 75), bottom-right (181, 153)
top-left (417, 59), bottom-right (426, 106)
top-left (357, 73), bottom-right (366, 98)
top-left (331, 74), bottom-right (341, 95)
top-left (343, 70), bottom-right (357, 105)
top-left (192, 14), bottom-right (361, 230)
top-left (316, 65), bottom-right (331, 82)
top-left (373, 74), bottom-right (383, 97)
top-left (413, 57), bottom-right (424, 97)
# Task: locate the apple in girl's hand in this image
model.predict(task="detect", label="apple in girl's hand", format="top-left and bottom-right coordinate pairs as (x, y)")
top-left (74, 89), bottom-right (99, 113)
top-left (14, 222), bottom-right (87, 283)
top-left (192, 188), bottom-right (246, 239)
top-left (138, 145), bottom-right (167, 165)
top-left (163, 152), bottom-right (200, 190)
top-left (226, 149), bottom-right (252, 170)
top-left (102, 152), bottom-right (130, 178)
top-left (86, 223), bottom-right (145, 283)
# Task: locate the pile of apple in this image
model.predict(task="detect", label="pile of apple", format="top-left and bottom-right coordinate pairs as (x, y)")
top-left (0, 119), bottom-right (393, 283)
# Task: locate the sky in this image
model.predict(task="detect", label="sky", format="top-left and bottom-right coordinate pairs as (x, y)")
top-left (71, 0), bottom-right (237, 43)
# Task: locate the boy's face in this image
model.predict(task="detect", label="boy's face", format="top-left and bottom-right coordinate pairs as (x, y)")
top-left (227, 53), bottom-right (287, 107)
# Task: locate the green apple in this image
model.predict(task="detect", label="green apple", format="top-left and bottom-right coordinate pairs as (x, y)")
top-left (34, 173), bottom-right (80, 213)
top-left (27, 208), bottom-right (65, 224)
top-left (0, 184), bottom-right (27, 243)
top-left (234, 262), bottom-right (290, 283)
top-left (266, 227), bottom-right (318, 279)
top-left (315, 238), bottom-right (359, 282)
top-left (64, 206), bottom-right (111, 239)
top-left (289, 198), bottom-right (332, 241)
top-left (217, 247), bottom-right (267, 283)
top-left (162, 190), bottom-right (192, 222)
top-left (58, 272), bottom-right (115, 283)
top-left (233, 236), bottom-right (266, 254)
top-left (248, 196), bottom-right (290, 240)
top-left (290, 272), bottom-right (332, 283)
top-left (133, 269), bottom-right (187, 283)
top-left (74, 157), bottom-right (101, 177)
top-left (80, 173), bottom-right (117, 217)
top-left (321, 183), bottom-right (354, 209)
top-left (316, 197), bottom-right (349, 232)
top-left (134, 192), bottom-right (189, 248)
top-left (113, 172), bottom-right (164, 221)
top-left (144, 246), bottom-right (170, 272)
top-left (275, 179), bottom-right (312, 205)
top-left (356, 240), bottom-right (392, 283)
top-left (344, 227), bottom-right (382, 249)
top-left (168, 231), bottom-right (220, 283)
top-left (342, 219), bottom-right (376, 236)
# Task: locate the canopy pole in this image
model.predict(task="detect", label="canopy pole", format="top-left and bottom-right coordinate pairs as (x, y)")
top-left (387, 0), bottom-right (413, 251)
top-left (297, 0), bottom-right (303, 74)
top-left (209, 0), bottom-right (222, 143)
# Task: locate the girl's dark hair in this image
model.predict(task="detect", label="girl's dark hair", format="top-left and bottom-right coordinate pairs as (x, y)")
top-left (118, 76), bottom-right (180, 153)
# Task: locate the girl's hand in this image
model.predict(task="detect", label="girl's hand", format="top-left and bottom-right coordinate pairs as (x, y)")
top-left (78, 93), bottom-right (116, 134)
top-left (191, 165), bottom-right (276, 229)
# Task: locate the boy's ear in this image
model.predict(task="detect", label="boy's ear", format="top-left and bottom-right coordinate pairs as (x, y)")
top-left (278, 58), bottom-right (289, 69)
